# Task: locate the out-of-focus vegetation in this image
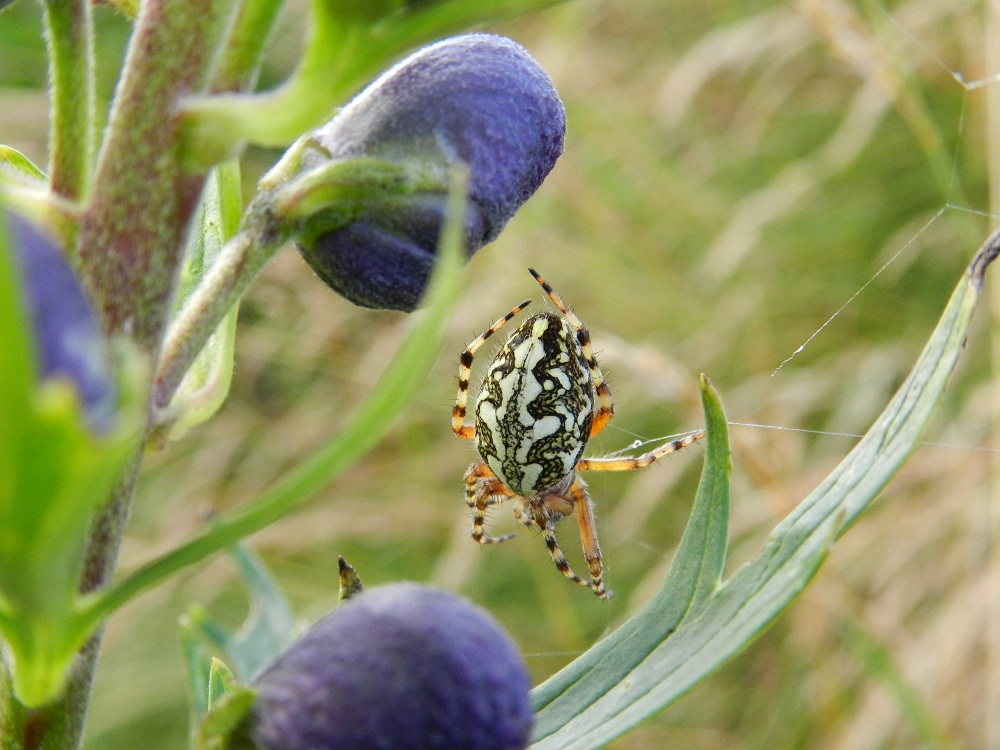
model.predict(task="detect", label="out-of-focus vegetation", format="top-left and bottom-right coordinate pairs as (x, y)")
top-left (2, 0), bottom-right (996, 747)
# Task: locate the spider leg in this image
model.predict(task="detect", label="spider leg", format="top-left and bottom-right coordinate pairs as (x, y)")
top-left (452, 298), bottom-right (532, 439)
top-left (577, 429), bottom-right (706, 472)
top-left (568, 478), bottom-right (610, 599)
top-left (464, 464), bottom-right (516, 544)
top-left (520, 488), bottom-right (611, 600)
top-left (527, 268), bottom-right (614, 438)
top-left (540, 522), bottom-right (597, 594)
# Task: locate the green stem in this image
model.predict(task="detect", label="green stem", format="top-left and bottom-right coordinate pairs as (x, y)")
top-left (152, 227), bottom-right (265, 409)
top-left (0, 461), bottom-right (142, 750)
top-left (41, 0), bottom-right (93, 210)
top-left (152, 155), bottom-right (423, 409)
top-left (75, 0), bottom-right (227, 348)
top-left (178, 0), bottom-right (569, 167)
top-left (181, 3), bottom-right (361, 165)
top-left (210, 0), bottom-right (289, 92)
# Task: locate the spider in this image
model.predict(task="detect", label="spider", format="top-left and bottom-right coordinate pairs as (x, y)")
top-left (452, 268), bottom-right (705, 599)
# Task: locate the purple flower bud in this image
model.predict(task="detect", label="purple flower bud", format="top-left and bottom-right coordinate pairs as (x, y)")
top-left (7, 212), bottom-right (116, 432)
top-left (246, 583), bottom-right (534, 750)
top-left (297, 34), bottom-right (566, 311)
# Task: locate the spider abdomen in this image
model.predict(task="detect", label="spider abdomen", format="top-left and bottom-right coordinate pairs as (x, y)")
top-left (475, 312), bottom-right (595, 496)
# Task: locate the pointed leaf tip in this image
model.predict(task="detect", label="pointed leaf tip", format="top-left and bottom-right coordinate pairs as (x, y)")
top-left (970, 227), bottom-right (1000, 289)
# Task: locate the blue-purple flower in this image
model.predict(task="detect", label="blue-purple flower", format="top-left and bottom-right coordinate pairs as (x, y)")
top-left (296, 33), bottom-right (566, 311)
top-left (7, 212), bottom-right (115, 432)
top-left (244, 583), bottom-right (534, 750)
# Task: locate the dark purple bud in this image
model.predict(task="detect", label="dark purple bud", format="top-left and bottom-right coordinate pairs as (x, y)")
top-left (7, 212), bottom-right (116, 432)
top-left (297, 34), bottom-right (566, 311)
top-left (246, 583), bottom-right (534, 750)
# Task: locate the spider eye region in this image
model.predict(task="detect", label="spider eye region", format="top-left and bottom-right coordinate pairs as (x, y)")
top-left (474, 313), bottom-right (594, 496)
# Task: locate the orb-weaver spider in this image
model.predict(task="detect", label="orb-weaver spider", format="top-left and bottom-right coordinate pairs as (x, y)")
top-left (452, 268), bottom-right (704, 599)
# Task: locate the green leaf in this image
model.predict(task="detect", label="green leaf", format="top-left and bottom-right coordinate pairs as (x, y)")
top-left (207, 658), bottom-right (239, 707)
top-left (528, 230), bottom-right (1000, 749)
top-left (160, 163), bottom-right (242, 443)
top-left (531, 375), bottom-right (730, 716)
top-left (0, 146), bottom-right (46, 181)
top-left (180, 612), bottom-right (214, 724)
top-left (0, 200), bottom-right (37, 496)
top-left (0, 210), bottom-right (147, 707)
top-left (187, 546), bottom-right (297, 682)
top-left (195, 681), bottom-right (256, 750)
top-left (183, 548), bottom-right (293, 747)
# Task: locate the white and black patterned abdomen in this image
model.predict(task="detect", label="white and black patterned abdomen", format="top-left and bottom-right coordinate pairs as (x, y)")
top-left (474, 313), bottom-right (595, 496)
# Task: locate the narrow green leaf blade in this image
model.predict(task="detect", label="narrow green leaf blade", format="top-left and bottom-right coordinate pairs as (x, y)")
top-left (668, 375), bottom-right (731, 613)
top-left (217, 545), bottom-right (297, 681)
top-left (162, 163), bottom-right (242, 442)
top-left (528, 231), bottom-right (1000, 749)
top-left (0, 205), bottom-right (36, 511)
top-left (0, 146), bottom-right (46, 181)
top-left (531, 375), bottom-right (731, 717)
top-left (179, 612), bottom-right (214, 724)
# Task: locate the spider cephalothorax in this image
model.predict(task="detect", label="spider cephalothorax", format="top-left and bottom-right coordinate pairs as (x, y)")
top-left (453, 268), bottom-right (704, 599)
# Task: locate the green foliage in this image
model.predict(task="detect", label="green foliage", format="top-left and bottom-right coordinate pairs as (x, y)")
top-left (0, 0), bottom-right (997, 748)
top-left (158, 165), bottom-right (243, 443)
top-left (0, 0), bottom-right (555, 743)
top-left (0, 218), bottom-right (145, 707)
top-left (182, 547), bottom-right (297, 685)
top-left (529, 237), bottom-right (999, 748)
top-left (0, 146), bottom-right (45, 180)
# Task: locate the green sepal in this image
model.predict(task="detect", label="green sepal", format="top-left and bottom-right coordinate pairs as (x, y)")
top-left (208, 658), bottom-right (239, 707)
top-left (256, 142), bottom-right (450, 249)
top-left (266, 153), bottom-right (438, 237)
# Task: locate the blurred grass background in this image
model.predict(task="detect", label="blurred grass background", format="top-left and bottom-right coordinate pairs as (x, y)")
top-left (2, 0), bottom-right (998, 747)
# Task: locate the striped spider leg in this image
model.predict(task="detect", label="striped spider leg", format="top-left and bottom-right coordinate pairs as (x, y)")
top-left (453, 268), bottom-right (702, 599)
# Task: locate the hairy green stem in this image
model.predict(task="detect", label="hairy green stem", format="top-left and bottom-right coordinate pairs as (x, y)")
top-left (210, 0), bottom-right (289, 92)
top-left (41, 0), bottom-right (93, 210)
top-left (180, 5), bottom-right (361, 165)
top-left (152, 155), bottom-right (423, 409)
top-left (152, 227), bottom-right (266, 409)
top-left (2, 1), bottom-right (232, 746)
top-left (76, 0), bottom-right (226, 348)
